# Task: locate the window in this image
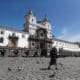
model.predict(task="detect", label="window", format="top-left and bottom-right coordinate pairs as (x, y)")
top-left (0, 37), bottom-right (3, 43)
top-left (48, 25), bottom-right (49, 28)
top-left (32, 43), bottom-right (35, 46)
top-left (32, 18), bottom-right (34, 22)
top-left (48, 44), bottom-right (51, 48)
top-left (0, 31), bottom-right (4, 34)
top-left (40, 33), bottom-right (43, 36)
top-left (22, 35), bottom-right (25, 38)
top-left (12, 33), bottom-right (15, 36)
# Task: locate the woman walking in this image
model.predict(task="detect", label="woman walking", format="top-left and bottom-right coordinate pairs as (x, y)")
top-left (48, 47), bottom-right (58, 70)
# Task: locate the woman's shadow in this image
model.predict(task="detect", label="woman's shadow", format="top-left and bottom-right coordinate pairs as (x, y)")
top-left (49, 73), bottom-right (55, 78)
top-left (40, 67), bottom-right (53, 70)
top-left (40, 68), bottom-right (55, 78)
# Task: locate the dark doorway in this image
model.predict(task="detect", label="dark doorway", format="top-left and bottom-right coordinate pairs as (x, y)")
top-left (8, 35), bottom-right (18, 48)
top-left (40, 41), bottom-right (47, 57)
top-left (40, 41), bottom-right (45, 49)
top-left (8, 39), bottom-right (18, 48)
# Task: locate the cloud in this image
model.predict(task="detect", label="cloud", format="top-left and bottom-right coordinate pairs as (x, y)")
top-left (58, 28), bottom-right (80, 42)
top-left (68, 34), bottom-right (80, 42)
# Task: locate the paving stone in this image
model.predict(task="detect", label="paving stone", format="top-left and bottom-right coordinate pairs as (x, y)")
top-left (0, 57), bottom-right (80, 80)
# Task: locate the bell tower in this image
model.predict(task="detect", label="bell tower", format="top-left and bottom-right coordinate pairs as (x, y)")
top-left (23, 10), bottom-right (37, 35)
top-left (43, 15), bottom-right (52, 39)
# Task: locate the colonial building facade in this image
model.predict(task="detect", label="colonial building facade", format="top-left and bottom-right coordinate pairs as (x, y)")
top-left (0, 10), bottom-right (80, 56)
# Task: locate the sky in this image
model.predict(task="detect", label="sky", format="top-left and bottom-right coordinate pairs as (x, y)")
top-left (0, 0), bottom-right (80, 42)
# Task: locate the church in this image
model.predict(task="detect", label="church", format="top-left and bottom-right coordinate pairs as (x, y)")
top-left (0, 10), bottom-right (80, 57)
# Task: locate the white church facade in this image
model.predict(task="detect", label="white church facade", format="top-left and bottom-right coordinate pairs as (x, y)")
top-left (0, 10), bottom-right (80, 57)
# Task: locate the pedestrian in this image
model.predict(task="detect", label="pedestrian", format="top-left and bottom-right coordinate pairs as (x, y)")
top-left (48, 47), bottom-right (58, 70)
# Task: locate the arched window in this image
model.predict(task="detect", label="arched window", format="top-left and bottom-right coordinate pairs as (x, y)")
top-left (0, 37), bottom-right (3, 43)
top-left (1, 31), bottom-right (4, 34)
top-left (32, 18), bottom-right (34, 22)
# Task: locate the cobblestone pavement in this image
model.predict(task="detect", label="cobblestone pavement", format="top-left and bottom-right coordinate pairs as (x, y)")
top-left (0, 57), bottom-right (80, 80)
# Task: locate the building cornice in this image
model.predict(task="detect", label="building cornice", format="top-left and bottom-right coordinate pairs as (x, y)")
top-left (53, 37), bottom-right (76, 45)
top-left (0, 26), bottom-right (29, 34)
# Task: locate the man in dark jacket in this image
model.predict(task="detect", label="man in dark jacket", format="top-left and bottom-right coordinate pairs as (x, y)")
top-left (48, 47), bottom-right (58, 70)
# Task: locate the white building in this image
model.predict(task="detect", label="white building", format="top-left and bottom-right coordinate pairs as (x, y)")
top-left (0, 10), bottom-right (80, 56)
top-left (0, 26), bottom-right (29, 48)
top-left (52, 38), bottom-right (80, 52)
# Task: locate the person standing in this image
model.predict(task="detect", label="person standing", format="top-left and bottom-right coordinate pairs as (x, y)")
top-left (48, 47), bottom-right (58, 70)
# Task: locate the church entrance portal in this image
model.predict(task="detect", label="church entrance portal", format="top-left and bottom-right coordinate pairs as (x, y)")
top-left (8, 39), bottom-right (18, 48)
top-left (8, 35), bottom-right (18, 48)
top-left (40, 41), bottom-right (45, 49)
top-left (40, 41), bottom-right (47, 56)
